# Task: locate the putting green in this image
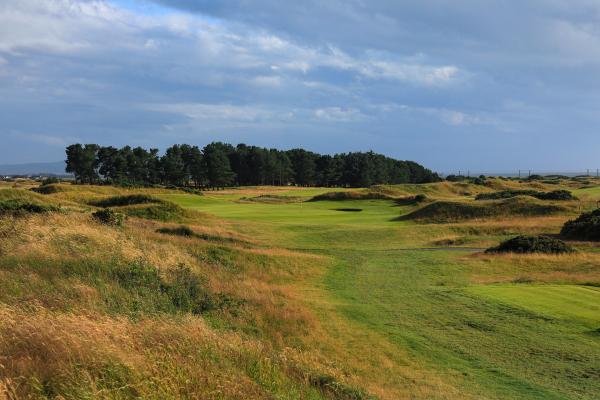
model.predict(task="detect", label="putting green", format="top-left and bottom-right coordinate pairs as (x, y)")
top-left (467, 284), bottom-right (600, 329)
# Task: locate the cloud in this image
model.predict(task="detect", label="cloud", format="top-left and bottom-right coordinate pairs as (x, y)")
top-left (1, 0), bottom-right (600, 170)
top-left (11, 131), bottom-right (79, 147)
top-left (314, 107), bottom-right (365, 122)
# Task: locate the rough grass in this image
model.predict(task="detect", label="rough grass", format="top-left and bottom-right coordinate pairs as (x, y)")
top-left (476, 189), bottom-right (575, 201)
top-left (0, 199), bottom-right (59, 215)
top-left (31, 183), bottom-right (66, 194)
top-left (0, 202), bottom-right (350, 399)
top-left (309, 190), bottom-right (396, 202)
top-left (238, 194), bottom-right (304, 204)
top-left (119, 202), bottom-right (191, 222)
top-left (398, 197), bottom-right (568, 223)
top-left (156, 225), bottom-right (244, 245)
top-left (92, 208), bottom-right (126, 226)
top-left (89, 194), bottom-right (164, 208)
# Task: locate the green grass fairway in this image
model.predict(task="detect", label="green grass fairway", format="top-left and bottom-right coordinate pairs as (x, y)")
top-left (467, 284), bottom-right (600, 330)
top-left (167, 187), bottom-right (600, 399)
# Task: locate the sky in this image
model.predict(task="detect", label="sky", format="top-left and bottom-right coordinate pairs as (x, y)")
top-left (1, 0), bottom-right (600, 173)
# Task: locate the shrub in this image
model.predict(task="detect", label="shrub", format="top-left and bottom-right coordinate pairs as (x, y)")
top-left (561, 209), bottom-right (600, 241)
top-left (92, 209), bottom-right (125, 226)
top-left (486, 235), bottom-right (574, 254)
top-left (161, 264), bottom-right (216, 314)
top-left (179, 187), bottom-right (204, 195)
top-left (308, 374), bottom-right (371, 400)
top-left (156, 225), bottom-right (194, 237)
top-left (527, 174), bottom-right (544, 181)
top-left (0, 199), bottom-right (59, 216)
top-left (40, 177), bottom-right (60, 185)
top-left (90, 194), bottom-right (162, 208)
top-left (445, 175), bottom-right (467, 182)
top-left (31, 184), bottom-right (64, 194)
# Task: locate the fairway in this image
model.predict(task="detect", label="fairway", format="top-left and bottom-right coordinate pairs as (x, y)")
top-left (466, 284), bottom-right (600, 330)
top-left (166, 188), bottom-right (600, 399)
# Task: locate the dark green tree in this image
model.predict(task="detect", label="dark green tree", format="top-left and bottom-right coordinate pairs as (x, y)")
top-left (65, 143), bottom-right (99, 184)
top-left (203, 142), bottom-right (236, 188)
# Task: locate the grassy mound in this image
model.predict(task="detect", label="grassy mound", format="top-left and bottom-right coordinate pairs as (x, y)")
top-left (476, 189), bottom-right (575, 201)
top-left (92, 209), bottom-right (126, 226)
top-left (394, 194), bottom-right (429, 205)
top-left (309, 190), bottom-right (395, 202)
top-left (238, 194), bottom-right (303, 203)
top-left (120, 202), bottom-right (190, 222)
top-left (561, 209), bottom-right (600, 241)
top-left (157, 225), bottom-right (242, 244)
top-left (31, 183), bottom-right (66, 195)
top-left (398, 197), bottom-right (566, 223)
top-left (0, 199), bottom-right (59, 216)
top-left (89, 194), bottom-right (163, 208)
top-left (486, 235), bottom-right (574, 254)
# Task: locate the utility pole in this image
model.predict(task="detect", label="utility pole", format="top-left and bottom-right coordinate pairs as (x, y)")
top-left (518, 170), bottom-right (521, 178)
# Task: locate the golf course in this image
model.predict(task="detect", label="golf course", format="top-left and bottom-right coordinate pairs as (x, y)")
top-left (2, 176), bottom-right (598, 399)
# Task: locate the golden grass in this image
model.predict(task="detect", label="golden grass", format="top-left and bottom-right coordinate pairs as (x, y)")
top-left (0, 200), bottom-right (375, 398)
top-left (0, 305), bottom-right (290, 399)
top-left (467, 251), bottom-right (600, 285)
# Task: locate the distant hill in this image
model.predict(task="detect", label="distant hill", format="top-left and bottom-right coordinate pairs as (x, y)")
top-left (0, 161), bottom-right (68, 176)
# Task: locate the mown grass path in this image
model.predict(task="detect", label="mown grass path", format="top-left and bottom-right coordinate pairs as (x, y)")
top-left (165, 193), bottom-right (600, 399)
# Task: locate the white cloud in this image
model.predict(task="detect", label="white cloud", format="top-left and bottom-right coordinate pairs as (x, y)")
top-left (12, 132), bottom-right (79, 146)
top-left (314, 107), bottom-right (365, 122)
top-left (251, 75), bottom-right (282, 87)
top-left (147, 103), bottom-right (286, 122)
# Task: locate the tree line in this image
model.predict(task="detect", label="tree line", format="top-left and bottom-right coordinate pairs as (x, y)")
top-left (65, 142), bottom-right (440, 188)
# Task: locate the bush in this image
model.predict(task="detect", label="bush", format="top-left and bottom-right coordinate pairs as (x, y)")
top-left (445, 174), bottom-right (467, 182)
top-left (92, 209), bottom-right (125, 226)
top-left (156, 225), bottom-right (195, 237)
top-left (561, 209), bottom-right (600, 241)
top-left (160, 264), bottom-right (224, 314)
top-left (486, 235), bottom-right (574, 254)
top-left (31, 184), bottom-right (64, 194)
top-left (527, 174), bottom-right (544, 181)
top-left (308, 374), bottom-right (370, 400)
top-left (0, 199), bottom-right (59, 216)
top-left (40, 177), bottom-right (60, 186)
top-left (179, 187), bottom-right (204, 195)
top-left (90, 194), bottom-right (162, 208)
